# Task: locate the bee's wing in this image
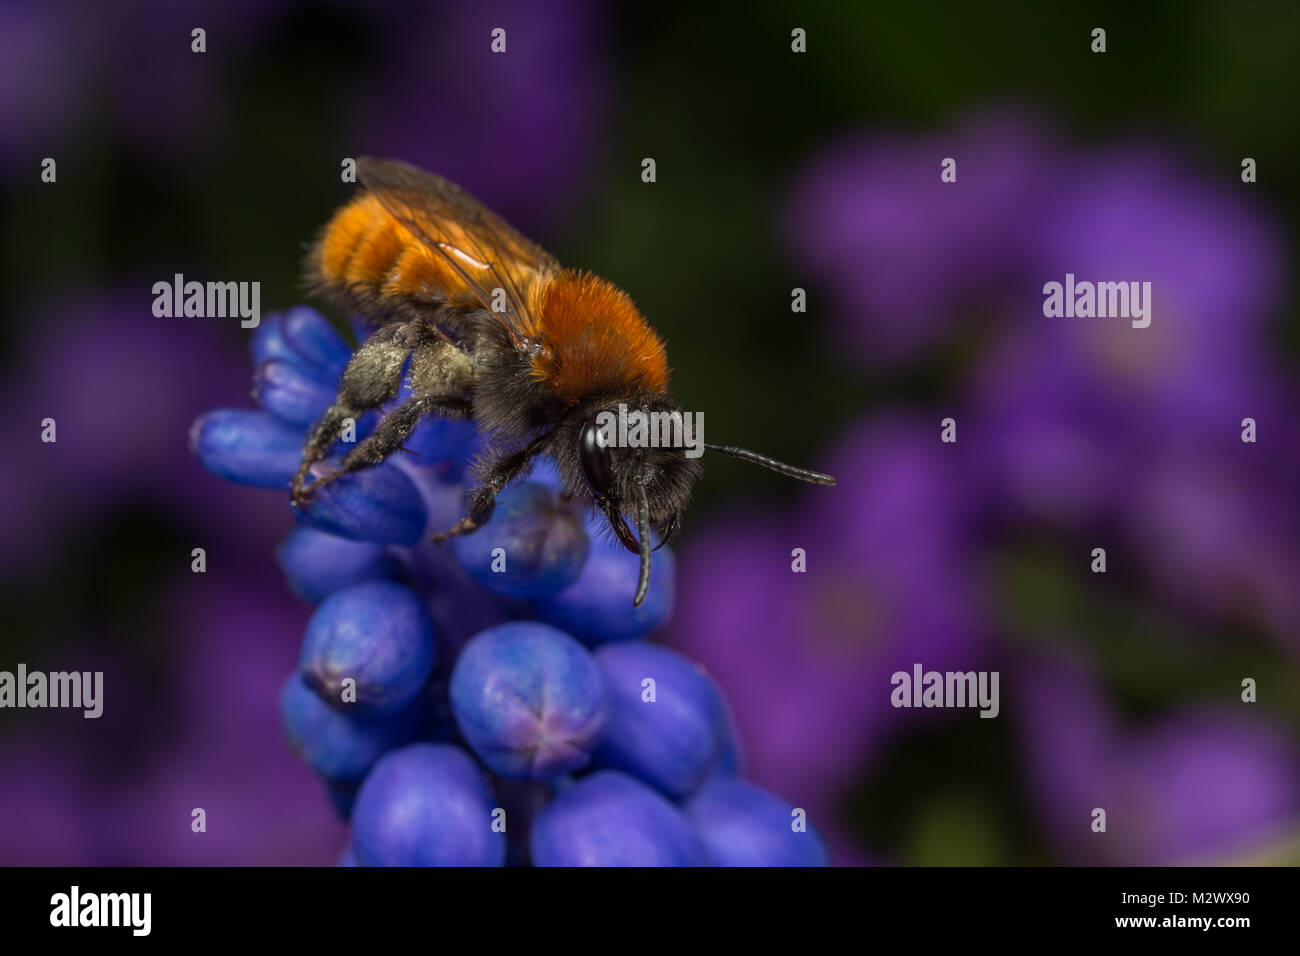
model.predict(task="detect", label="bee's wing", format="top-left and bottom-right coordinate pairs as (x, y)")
top-left (357, 157), bottom-right (557, 346)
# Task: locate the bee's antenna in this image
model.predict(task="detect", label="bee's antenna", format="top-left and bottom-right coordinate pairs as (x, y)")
top-left (704, 443), bottom-right (836, 486)
top-left (633, 465), bottom-right (652, 608)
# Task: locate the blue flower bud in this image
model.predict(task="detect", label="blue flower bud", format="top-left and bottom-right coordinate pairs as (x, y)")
top-left (530, 771), bottom-right (708, 867)
top-left (451, 481), bottom-right (589, 599)
top-left (250, 311), bottom-right (298, 368)
top-left (252, 359), bottom-right (337, 426)
top-left (299, 580), bottom-right (436, 716)
top-left (292, 459), bottom-right (428, 545)
top-left (527, 455), bottom-right (564, 490)
top-left (450, 622), bottom-right (608, 779)
top-left (351, 743), bottom-right (506, 867)
top-left (276, 526), bottom-right (400, 605)
top-left (685, 778), bottom-right (830, 866)
top-left (189, 409), bottom-right (303, 489)
top-left (279, 305), bottom-right (352, 381)
top-left (592, 642), bottom-right (729, 799)
top-left (278, 673), bottom-right (427, 782)
top-left (532, 515), bottom-right (675, 644)
top-left (403, 415), bottom-right (483, 473)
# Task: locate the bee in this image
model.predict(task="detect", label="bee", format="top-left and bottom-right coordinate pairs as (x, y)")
top-left (292, 158), bottom-right (835, 606)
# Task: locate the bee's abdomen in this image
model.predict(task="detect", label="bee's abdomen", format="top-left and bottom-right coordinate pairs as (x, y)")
top-left (308, 194), bottom-right (476, 318)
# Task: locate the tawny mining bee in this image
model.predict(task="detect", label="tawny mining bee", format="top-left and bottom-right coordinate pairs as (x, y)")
top-left (292, 158), bottom-right (834, 605)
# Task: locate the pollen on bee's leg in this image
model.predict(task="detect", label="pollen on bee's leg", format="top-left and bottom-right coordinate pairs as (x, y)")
top-left (291, 406), bottom-right (356, 503)
top-left (335, 395), bottom-right (469, 482)
top-left (430, 515), bottom-right (483, 544)
top-left (291, 321), bottom-right (422, 504)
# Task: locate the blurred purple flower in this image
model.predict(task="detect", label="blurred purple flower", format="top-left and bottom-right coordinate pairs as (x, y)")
top-left (0, 0), bottom-right (292, 169)
top-left (1126, 450), bottom-right (1300, 645)
top-left (973, 144), bottom-right (1287, 462)
top-left (785, 109), bottom-right (1057, 366)
top-left (963, 143), bottom-right (1300, 643)
top-left (355, 0), bottom-right (609, 227)
top-left (667, 412), bottom-right (988, 864)
top-left (0, 569), bottom-right (343, 865)
top-left (102, 569), bottom-right (343, 864)
top-left (1016, 652), bottom-right (1300, 864)
top-left (0, 0), bottom-right (86, 172)
top-left (797, 107), bottom-right (1300, 650)
top-left (0, 290), bottom-right (285, 578)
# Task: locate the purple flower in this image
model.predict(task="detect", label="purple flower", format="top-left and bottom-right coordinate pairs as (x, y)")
top-left (963, 143), bottom-right (1300, 646)
top-left (0, 0), bottom-right (87, 172)
top-left (1126, 451), bottom-right (1300, 644)
top-left (1015, 652), bottom-right (1300, 864)
top-left (0, 292), bottom-right (282, 578)
top-left (0, 0), bottom-right (293, 170)
top-left (667, 412), bottom-right (988, 863)
top-left (973, 144), bottom-right (1286, 459)
top-left (784, 109), bottom-right (1057, 366)
top-left (0, 570), bottom-right (347, 865)
top-left (355, 0), bottom-right (610, 228)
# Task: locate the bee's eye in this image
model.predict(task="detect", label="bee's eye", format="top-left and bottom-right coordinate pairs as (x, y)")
top-left (578, 419), bottom-right (613, 498)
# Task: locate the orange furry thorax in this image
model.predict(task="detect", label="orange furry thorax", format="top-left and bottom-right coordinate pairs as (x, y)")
top-left (530, 270), bottom-right (670, 404)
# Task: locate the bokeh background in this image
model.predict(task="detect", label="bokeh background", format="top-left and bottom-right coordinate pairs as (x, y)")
top-left (3, 0), bottom-right (1299, 865)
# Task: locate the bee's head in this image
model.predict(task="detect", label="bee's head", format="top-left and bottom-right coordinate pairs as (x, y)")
top-left (553, 397), bottom-right (833, 607)
top-left (553, 399), bottom-right (701, 604)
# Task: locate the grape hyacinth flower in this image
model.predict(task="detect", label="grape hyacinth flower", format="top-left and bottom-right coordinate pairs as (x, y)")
top-left (192, 305), bottom-right (828, 866)
top-left (451, 483), bottom-right (590, 599)
top-left (351, 743), bottom-right (506, 867)
top-left (530, 771), bottom-right (709, 867)
top-left (686, 778), bottom-right (831, 867)
top-left (592, 642), bottom-right (733, 799)
top-left (450, 622), bottom-right (608, 779)
top-left (299, 580), bottom-right (436, 715)
top-left (279, 673), bottom-right (428, 784)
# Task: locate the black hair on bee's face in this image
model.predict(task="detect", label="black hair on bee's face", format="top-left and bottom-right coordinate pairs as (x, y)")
top-left (567, 404), bottom-right (699, 534)
top-left (551, 396), bottom-right (833, 607)
top-left (548, 399), bottom-right (700, 606)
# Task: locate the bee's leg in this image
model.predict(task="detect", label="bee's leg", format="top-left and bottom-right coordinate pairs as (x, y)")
top-left (313, 393), bottom-right (471, 490)
top-left (296, 322), bottom-right (476, 500)
top-left (290, 322), bottom-right (413, 505)
top-left (430, 435), bottom-right (550, 543)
